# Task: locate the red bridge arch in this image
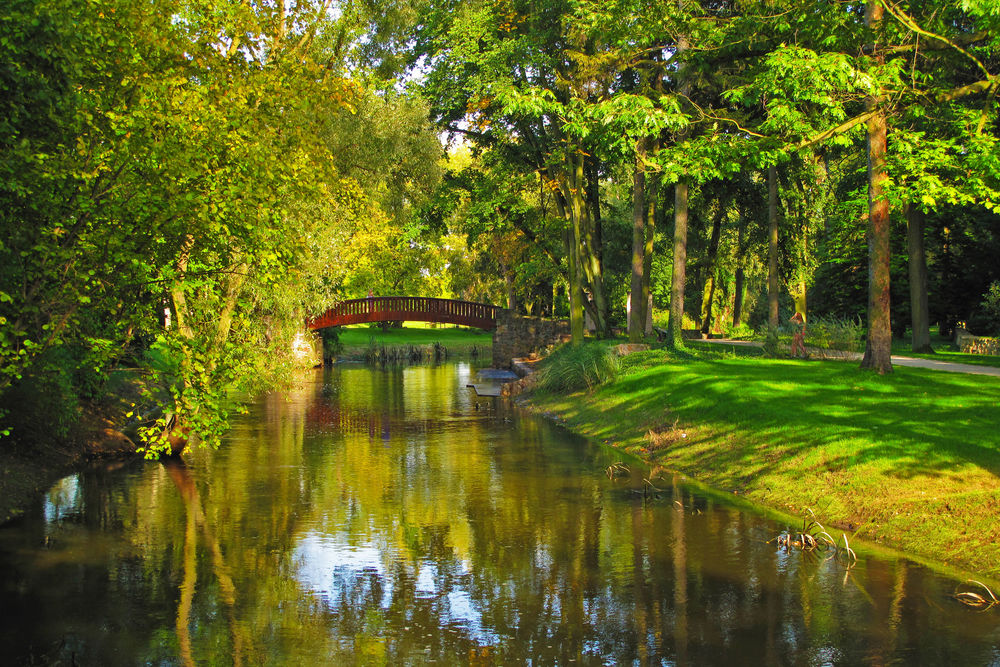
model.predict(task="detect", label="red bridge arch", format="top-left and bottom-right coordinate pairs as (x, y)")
top-left (308, 296), bottom-right (502, 331)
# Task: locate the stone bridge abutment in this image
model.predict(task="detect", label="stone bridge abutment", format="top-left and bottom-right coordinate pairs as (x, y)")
top-left (491, 311), bottom-right (570, 369)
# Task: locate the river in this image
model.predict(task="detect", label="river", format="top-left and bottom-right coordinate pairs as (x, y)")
top-left (0, 363), bottom-right (998, 664)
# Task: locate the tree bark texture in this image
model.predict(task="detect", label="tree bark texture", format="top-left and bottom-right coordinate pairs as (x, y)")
top-left (767, 165), bottom-right (779, 330)
top-left (733, 216), bottom-right (746, 326)
top-left (630, 139), bottom-right (648, 342)
top-left (575, 154), bottom-right (610, 337)
top-left (861, 1), bottom-right (893, 374)
top-left (667, 181), bottom-right (689, 348)
top-left (700, 201), bottom-right (724, 336)
top-left (584, 152), bottom-right (608, 332)
top-left (554, 193), bottom-right (585, 344)
top-left (560, 152), bottom-right (608, 338)
top-left (643, 182), bottom-right (656, 335)
top-left (566, 226), bottom-right (585, 344)
top-left (667, 30), bottom-right (691, 349)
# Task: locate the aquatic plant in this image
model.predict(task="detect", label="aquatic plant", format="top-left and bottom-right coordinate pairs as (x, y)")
top-left (954, 580), bottom-right (998, 611)
top-left (536, 343), bottom-right (620, 393)
top-left (605, 462), bottom-right (630, 479)
top-left (771, 509), bottom-right (856, 570)
top-left (364, 340), bottom-right (449, 365)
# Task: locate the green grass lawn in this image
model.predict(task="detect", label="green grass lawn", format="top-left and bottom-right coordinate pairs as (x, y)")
top-left (528, 345), bottom-right (1000, 580)
top-left (334, 324), bottom-right (493, 357)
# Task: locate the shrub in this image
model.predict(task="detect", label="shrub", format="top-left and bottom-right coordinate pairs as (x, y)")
top-left (317, 327), bottom-right (342, 362)
top-left (804, 315), bottom-right (864, 352)
top-left (979, 282), bottom-right (1000, 336)
top-left (0, 348), bottom-right (81, 445)
top-left (536, 343), bottom-right (620, 393)
top-left (722, 321), bottom-right (756, 340)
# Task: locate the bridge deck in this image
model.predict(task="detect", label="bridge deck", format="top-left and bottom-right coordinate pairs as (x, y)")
top-left (308, 296), bottom-right (501, 331)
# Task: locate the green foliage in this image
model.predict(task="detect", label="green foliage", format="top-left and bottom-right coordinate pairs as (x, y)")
top-left (978, 282), bottom-right (1000, 336)
top-left (4, 0), bottom-right (999, 446)
top-left (803, 315), bottom-right (865, 353)
top-left (0, 0), bottom-right (446, 449)
top-left (536, 343), bottom-right (620, 393)
top-left (761, 327), bottom-right (780, 357)
top-left (317, 328), bottom-right (343, 363)
top-left (0, 348), bottom-right (81, 443)
top-left (722, 321), bottom-right (756, 340)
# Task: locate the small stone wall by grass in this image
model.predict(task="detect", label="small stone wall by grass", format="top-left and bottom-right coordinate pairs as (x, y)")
top-left (955, 327), bottom-right (1000, 355)
top-left (492, 312), bottom-right (570, 369)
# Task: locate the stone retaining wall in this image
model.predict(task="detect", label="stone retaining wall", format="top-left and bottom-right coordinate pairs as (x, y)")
top-left (492, 311), bottom-right (570, 369)
top-left (955, 327), bottom-right (1000, 355)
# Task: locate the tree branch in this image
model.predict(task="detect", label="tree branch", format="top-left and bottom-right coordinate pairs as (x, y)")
top-left (792, 73), bottom-right (996, 151)
top-left (795, 111), bottom-right (876, 151)
top-left (879, 0), bottom-right (992, 78)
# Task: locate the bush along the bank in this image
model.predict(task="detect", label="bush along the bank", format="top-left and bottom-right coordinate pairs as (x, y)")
top-left (536, 343), bottom-right (619, 393)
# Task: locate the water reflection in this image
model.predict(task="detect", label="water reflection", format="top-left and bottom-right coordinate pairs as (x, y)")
top-left (0, 363), bottom-right (998, 664)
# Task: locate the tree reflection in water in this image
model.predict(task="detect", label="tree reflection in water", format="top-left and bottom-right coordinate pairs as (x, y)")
top-left (0, 364), bottom-right (998, 664)
top-left (164, 460), bottom-right (243, 666)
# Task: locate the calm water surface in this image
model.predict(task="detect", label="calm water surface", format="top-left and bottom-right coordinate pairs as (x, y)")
top-left (1, 363), bottom-right (998, 665)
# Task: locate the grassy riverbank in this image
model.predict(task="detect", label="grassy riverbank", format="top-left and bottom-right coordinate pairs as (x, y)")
top-left (527, 345), bottom-right (1000, 579)
top-left (335, 324), bottom-right (493, 359)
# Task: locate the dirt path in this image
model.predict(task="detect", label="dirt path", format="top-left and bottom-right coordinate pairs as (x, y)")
top-left (890, 355), bottom-right (1000, 376)
top-left (702, 338), bottom-right (1000, 377)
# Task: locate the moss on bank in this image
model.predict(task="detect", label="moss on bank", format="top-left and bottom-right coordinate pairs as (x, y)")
top-left (524, 345), bottom-right (1000, 580)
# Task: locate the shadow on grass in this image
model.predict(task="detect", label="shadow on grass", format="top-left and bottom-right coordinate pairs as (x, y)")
top-left (604, 354), bottom-right (1000, 486)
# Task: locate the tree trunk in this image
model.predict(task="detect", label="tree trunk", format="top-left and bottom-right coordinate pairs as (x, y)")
top-left (506, 275), bottom-right (517, 312)
top-left (566, 225), bottom-right (585, 344)
top-left (501, 261), bottom-right (517, 311)
top-left (629, 139), bottom-right (648, 342)
top-left (585, 151), bottom-right (609, 332)
top-left (585, 151), bottom-right (604, 289)
top-left (212, 261), bottom-right (248, 356)
top-left (554, 188), bottom-right (585, 344)
top-left (906, 203), bottom-right (934, 353)
top-left (574, 153), bottom-right (610, 337)
top-left (860, 1), bottom-right (893, 374)
top-left (700, 201), bottom-right (724, 337)
top-left (164, 235), bottom-right (196, 456)
top-left (733, 215), bottom-right (746, 327)
top-left (643, 180), bottom-right (656, 335)
top-left (667, 181), bottom-right (689, 348)
top-left (767, 165), bottom-right (780, 330)
top-left (667, 29), bottom-right (690, 349)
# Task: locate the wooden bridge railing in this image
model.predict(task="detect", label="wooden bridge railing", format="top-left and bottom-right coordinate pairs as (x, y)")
top-left (307, 296), bottom-right (501, 331)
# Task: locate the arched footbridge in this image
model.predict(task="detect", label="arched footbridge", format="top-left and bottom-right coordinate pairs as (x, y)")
top-left (308, 296), bottom-right (502, 331)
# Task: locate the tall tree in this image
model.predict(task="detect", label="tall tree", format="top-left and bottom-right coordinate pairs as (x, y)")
top-left (860, 0), bottom-right (893, 373)
top-left (630, 140), bottom-right (650, 341)
top-left (0, 0), bottom-right (437, 450)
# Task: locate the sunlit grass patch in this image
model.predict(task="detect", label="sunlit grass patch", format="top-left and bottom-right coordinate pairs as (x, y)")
top-left (527, 348), bottom-right (1000, 577)
top-left (335, 325), bottom-right (493, 357)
